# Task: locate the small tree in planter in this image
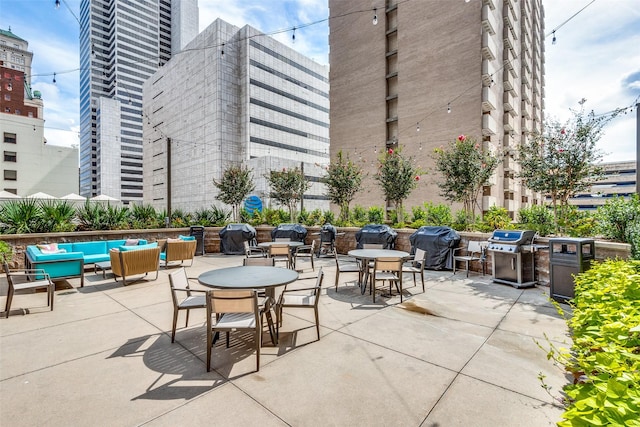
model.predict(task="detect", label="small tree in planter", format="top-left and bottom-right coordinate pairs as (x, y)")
top-left (213, 164), bottom-right (255, 223)
top-left (266, 167), bottom-right (310, 220)
top-left (433, 134), bottom-right (500, 225)
top-left (325, 150), bottom-right (364, 223)
top-left (518, 106), bottom-right (617, 234)
top-left (375, 146), bottom-right (421, 224)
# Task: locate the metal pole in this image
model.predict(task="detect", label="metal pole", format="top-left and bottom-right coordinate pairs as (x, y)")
top-left (636, 102), bottom-right (639, 196)
top-left (167, 137), bottom-right (172, 220)
top-left (300, 161), bottom-right (304, 212)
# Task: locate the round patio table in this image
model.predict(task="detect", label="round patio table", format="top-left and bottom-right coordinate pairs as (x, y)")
top-left (257, 241), bottom-right (304, 249)
top-left (348, 249), bottom-right (410, 296)
top-left (198, 266), bottom-right (299, 345)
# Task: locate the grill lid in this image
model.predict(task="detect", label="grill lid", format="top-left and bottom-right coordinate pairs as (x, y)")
top-left (488, 229), bottom-right (536, 245)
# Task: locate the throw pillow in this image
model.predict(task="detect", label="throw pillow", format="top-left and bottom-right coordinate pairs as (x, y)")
top-left (124, 239), bottom-right (139, 246)
top-left (37, 243), bottom-right (58, 252)
top-left (178, 235), bottom-right (196, 241)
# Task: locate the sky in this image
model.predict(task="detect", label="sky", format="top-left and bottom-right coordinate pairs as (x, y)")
top-left (0, 0), bottom-right (638, 162)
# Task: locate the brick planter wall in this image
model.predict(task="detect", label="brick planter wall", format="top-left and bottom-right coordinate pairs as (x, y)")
top-left (1, 227), bottom-right (631, 286)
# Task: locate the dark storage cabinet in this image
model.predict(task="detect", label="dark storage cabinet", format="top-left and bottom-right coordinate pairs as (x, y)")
top-left (549, 238), bottom-right (595, 303)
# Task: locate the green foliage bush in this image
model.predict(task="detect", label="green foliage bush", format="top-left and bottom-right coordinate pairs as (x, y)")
top-left (556, 205), bottom-right (596, 238)
top-left (367, 206), bottom-right (385, 224)
top-left (596, 195), bottom-right (640, 259)
top-left (518, 205), bottom-right (554, 236)
top-left (547, 260), bottom-right (640, 426)
top-left (476, 205), bottom-right (513, 232)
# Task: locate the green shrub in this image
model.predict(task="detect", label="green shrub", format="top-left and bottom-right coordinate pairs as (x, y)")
top-left (130, 203), bottom-right (163, 229)
top-left (476, 205), bottom-right (513, 232)
top-left (545, 260), bottom-right (640, 426)
top-left (518, 205), bottom-right (554, 236)
top-left (0, 240), bottom-right (13, 264)
top-left (368, 206), bottom-right (385, 224)
top-left (349, 205), bottom-right (368, 227)
top-left (39, 200), bottom-right (77, 232)
top-left (263, 208), bottom-right (289, 226)
top-left (423, 202), bottom-right (453, 226)
top-left (596, 194), bottom-right (640, 242)
top-left (556, 205), bottom-right (596, 237)
top-left (323, 210), bottom-right (335, 225)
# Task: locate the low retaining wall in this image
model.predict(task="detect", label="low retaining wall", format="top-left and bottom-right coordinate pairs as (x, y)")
top-left (1, 227), bottom-right (631, 286)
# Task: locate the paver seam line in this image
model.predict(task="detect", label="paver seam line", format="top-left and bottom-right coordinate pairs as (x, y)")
top-left (419, 288), bottom-right (526, 425)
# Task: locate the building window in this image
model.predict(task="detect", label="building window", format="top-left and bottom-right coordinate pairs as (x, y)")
top-left (4, 170), bottom-right (17, 181)
top-left (4, 151), bottom-right (16, 162)
top-left (3, 94), bottom-right (10, 101)
top-left (3, 188), bottom-right (17, 195)
top-left (3, 133), bottom-right (16, 144)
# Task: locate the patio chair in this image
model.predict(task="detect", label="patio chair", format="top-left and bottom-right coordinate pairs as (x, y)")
top-left (243, 257), bottom-right (275, 267)
top-left (402, 248), bottom-right (427, 292)
top-left (334, 252), bottom-right (361, 291)
top-left (453, 241), bottom-right (488, 277)
top-left (168, 268), bottom-right (207, 343)
top-left (110, 246), bottom-right (161, 286)
top-left (276, 268), bottom-right (324, 341)
top-left (206, 289), bottom-right (262, 372)
top-left (244, 240), bottom-right (266, 258)
top-left (268, 244), bottom-right (292, 269)
top-left (293, 240), bottom-right (315, 271)
top-left (3, 263), bottom-right (55, 318)
top-left (362, 243), bottom-right (384, 249)
top-left (371, 257), bottom-right (404, 303)
top-left (162, 239), bottom-right (197, 267)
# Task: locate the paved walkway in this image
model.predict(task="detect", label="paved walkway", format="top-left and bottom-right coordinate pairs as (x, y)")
top-left (0, 254), bottom-right (570, 426)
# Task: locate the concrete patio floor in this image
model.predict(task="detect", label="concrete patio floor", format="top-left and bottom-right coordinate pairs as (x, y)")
top-left (0, 253), bottom-right (571, 426)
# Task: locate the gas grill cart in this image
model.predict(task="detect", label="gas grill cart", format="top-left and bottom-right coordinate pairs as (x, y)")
top-left (487, 230), bottom-right (538, 288)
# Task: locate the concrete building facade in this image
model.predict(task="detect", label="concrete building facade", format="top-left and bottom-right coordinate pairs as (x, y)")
top-left (328, 0), bottom-right (545, 218)
top-left (79, 0), bottom-right (198, 204)
top-left (142, 19), bottom-right (330, 214)
top-left (567, 161), bottom-right (637, 210)
top-left (0, 29), bottom-right (78, 198)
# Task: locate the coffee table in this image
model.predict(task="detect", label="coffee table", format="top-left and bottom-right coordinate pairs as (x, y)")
top-left (94, 261), bottom-right (111, 278)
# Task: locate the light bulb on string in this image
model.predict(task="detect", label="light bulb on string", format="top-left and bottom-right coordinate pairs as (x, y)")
top-left (292, 27), bottom-right (296, 43)
top-left (416, 123), bottom-right (420, 132)
top-left (374, 146), bottom-right (377, 153)
top-left (52, 73), bottom-right (56, 84)
top-left (447, 103), bottom-right (451, 113)
top-left (552, 30), bottom-right (556, 45)
top-left (55, 0), bottom-right (60, 9)
top-left (221, 43), bottom-right (225, 56)
top-left (372, 8), bottom-right (378, 25)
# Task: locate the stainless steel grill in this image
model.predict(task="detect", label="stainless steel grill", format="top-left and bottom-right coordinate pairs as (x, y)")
top-left (488, 230), bottom-right (537, 288)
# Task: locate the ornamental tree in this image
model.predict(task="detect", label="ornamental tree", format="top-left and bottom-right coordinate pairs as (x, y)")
top-left (266, 167), bottom-right (310, 220)
top-left (325, 150), bottom-right (364, 223)
top-left (517, 107), bottom-right (615, 232)
top-left (375, 146), bottom-right (421, 224)
top-left (433, 134), bottom-right (500, 220)
top-left (212, 164), bottom-right (255, 222)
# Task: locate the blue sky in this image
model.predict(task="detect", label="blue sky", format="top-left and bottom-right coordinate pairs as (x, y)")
top-left (1, 0), bottom-right (638, 162)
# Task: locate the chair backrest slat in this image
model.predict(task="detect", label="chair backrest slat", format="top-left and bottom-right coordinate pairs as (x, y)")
top-left (209, 289), bottom-right (256, 313)
top-left (243, 257), bottom-right (275, 266)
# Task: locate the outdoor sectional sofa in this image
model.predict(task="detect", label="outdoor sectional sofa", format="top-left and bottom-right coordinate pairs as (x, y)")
top-left (25, 239), bottom-right (149, 287)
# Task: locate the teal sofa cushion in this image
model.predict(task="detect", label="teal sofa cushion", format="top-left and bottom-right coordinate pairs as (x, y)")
top-left (179, 235), bottom-right (196, 241)
top-left (72, 241), bottom-right (107, 256)
top-left (118, 242), bottom-right (158, 252)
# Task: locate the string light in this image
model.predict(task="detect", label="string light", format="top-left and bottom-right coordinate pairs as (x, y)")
top-left (447, 103), bottom-right (451, 113)
top-left (52, 73), bottom-right (56, 84)
top-left (292, 27), bottom-right (296, 42)
top-left (55, 0), bottom-right (60, 9)
top-left (372, 8), bottom-right (378, 25)
top-left (552, 30), bottom-right (556, 45)
top-left (416, 123), bottom-right (420, 132)
top-left (221, 43), bottom-right (225, 56)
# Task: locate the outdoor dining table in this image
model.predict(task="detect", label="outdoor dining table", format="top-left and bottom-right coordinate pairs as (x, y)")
top-left (257, 241), bottom-right (304, 249)
top-left (347, 249), bottom-right (410, 295)
top-left (198, 266), bottom-right (299, 345)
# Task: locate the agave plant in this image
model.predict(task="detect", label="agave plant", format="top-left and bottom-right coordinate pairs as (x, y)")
top-left (39, 200), bottom-right (77, 232)
top-left (129, 203), bottom-right (163, 229)
top-left (0, 199), bottom-right (45, 234)
top-left (103, 204), bottom-right (131, 230)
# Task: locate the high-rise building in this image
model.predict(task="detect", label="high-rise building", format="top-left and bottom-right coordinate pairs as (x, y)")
top-left (0, 29), bottom-right (78, 197)
top-left (79, 0), bottom-right (198, 204)
top-left (328, 0), bottom-right (545, 218)
top-left (142, 19), bottom-right (330, 214)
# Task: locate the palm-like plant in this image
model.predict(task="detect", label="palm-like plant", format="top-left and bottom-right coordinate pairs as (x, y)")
top-left (39, 200), bottom-right (77, 232)
top-left (0, 199), bottom-right (44, 234)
